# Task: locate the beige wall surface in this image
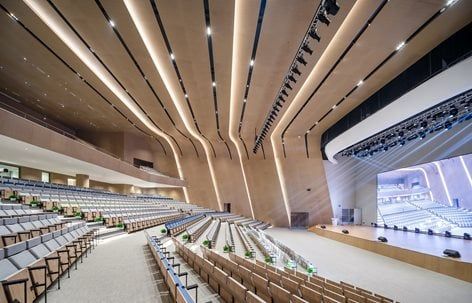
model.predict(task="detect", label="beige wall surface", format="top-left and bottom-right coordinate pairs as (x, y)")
top-left (20, 166), bottom-right (43, 181)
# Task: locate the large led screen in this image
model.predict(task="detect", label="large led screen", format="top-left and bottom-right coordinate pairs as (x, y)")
top-left (377, 154), bottom-right (472, 235)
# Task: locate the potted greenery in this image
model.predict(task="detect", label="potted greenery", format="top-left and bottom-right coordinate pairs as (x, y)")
top-left (30, 202), bottom-right (38, 208)
top-left (94, 216), bottom-right (104, 222)
top-left (223, 244), bottom-right (232, 253)
top-left (245, 251), bottom-right (253, 259)
top-left (160, 228), bottom-right (167, 234)
top-left (74, 211), bottom-right (82, 218)
top-left (116, 222), bottom-right (124, 229)
top-left (264, 256), bottom-right (273, 264)
top-left (203, 240), bottom-right (210, 248)
top-left (182, 234), bottom-right (189, 242)
top-left (307, 266), bottom-right (316, 276)
top-left (9, 194), bottom-right (18, 202)
top-left (52, 206), bottom-right (59, 212)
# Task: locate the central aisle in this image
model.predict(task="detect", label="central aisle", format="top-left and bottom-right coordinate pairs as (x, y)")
top-left (39, 226), bottom-right (170, 303)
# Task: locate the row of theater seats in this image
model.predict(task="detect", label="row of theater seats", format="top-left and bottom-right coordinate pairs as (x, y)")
top-left (187, 216), bottom-right (212, 242)
top-left (124, 211), bottom-right (184, 233)
top-left (174, 239), bottom-right (268, 303)
top-left (166, 214), bottom-right (205, 236)
top-left (198, 246), bottom-right (396, 303)
top-left (205, 220), bottom-right (221, 249)
top-left (1, 213), bottom-right (67, 248)
top-left (0, 222), bottom-right (96, 303)
top-left (234, 224), bottom-right (255, 256)
top-left (146, 233), bottom-right (196, 303)
top-left (0, 204), bottom-right (40, 217)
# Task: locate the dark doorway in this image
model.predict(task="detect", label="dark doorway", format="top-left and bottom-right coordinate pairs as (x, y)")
top-left (223, 203), bottom-right (231, 213)
top-left (291, 212), bottom-right (309, 229)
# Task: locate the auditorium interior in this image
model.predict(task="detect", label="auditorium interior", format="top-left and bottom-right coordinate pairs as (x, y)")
top-left (0, 0), bottom-right (471, 302)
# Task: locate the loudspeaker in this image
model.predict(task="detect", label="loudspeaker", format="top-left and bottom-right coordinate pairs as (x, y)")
top-left (464, 233), bottom-right (471, 240)
top-left (415, 228), bottom-right (420, 233)
top-left (443, 249), bottom-right (461, 258)
top-left (403, 226), bottom-right (408, 231)
top-left (445, 231), bottom-right (451, 238)
top-left (383, 224), bottom-right (388, 229)
top-left (373, 223), bottom-right (378, 227)
top-left (320, 225), bottom-right (326, 229)
top-left (393, 225), bottom-right (398, 230)
top-left (377, 236), bottom-right (388, 242)
top-left (342, 229), bottom-right (349, 234)
top-left (428, 229), bottom-right (434, 235)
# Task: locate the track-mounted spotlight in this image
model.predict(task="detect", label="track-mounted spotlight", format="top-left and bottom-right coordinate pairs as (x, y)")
top-left (284, 82), bottom-right (293, 90)
top-left (279, 96), bottom-right (286, 102)
top-left (276, 101), bottom-right (282, 107)
top-left (296, 54), bottom-right (308, 66)
top-left (324, 0), bottom-right (340, 16)
top-left (281, 90), bottom-right (289, 97)
top-left (308, 27), bottom-right (321, 42)
top-left (318, 10), bottom-right (331, 26)
top-left (273, 106), bottom-right (280, 112)
top-left (301, 44), bottom-right (313, 55)
top-left (288, 74), bottom-right (297, 83)
top-left (291, 65), bottom-right (301, 76)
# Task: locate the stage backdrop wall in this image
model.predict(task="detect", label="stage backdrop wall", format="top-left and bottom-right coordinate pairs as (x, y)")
top-left (324, 120), bottom-right (472, 225)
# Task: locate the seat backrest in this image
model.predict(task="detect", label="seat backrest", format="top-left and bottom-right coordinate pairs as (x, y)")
top-left (300, 285), bottom-right (322, 303)
top-left (26, 237), bottom-right (41, 249)
top-left (269, 281), bottom-right (290, 303)
top-left (4, 241), bottom-right (27, 257)
top-left (246, 291), bottom-right (266, 303)
top-left (291, 294), bottom-right (309, 303)
top-left (29, 243), bottom-right (51, 259)
top-left (44, 238), bottom-right (60, 251)
top-left (226, 276), bottom-right (247, 302)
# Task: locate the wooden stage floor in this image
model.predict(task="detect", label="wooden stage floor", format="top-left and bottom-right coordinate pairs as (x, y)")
top-left (310, 224), bottom-right (472, 282)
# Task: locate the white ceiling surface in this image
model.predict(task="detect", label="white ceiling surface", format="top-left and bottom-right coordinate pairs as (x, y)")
top-left (325, 56), bottom-right (472, 163)
top-left (0, 134), bottom-right (178, 188)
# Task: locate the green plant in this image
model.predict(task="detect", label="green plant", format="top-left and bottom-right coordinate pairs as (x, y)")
top-left (9, 195), bottom-right (18, 201)
top-left (223, 244), bottom-right (232, 253)
top-left (52, 206), bottom-right (59, 212)
top-left (94, 216), bottom-right (104, 222)
top-left (264, 256), bottom-right (273, 264)
top-left (74, 211), bottom-right (82, 218)
top-left (160, 228), bottom-right (167, 234)
top-left (182, 234), bottom-right (189, 241)
top-left (30, 202), bottom-right (38, 208)
top-left (203, 240), bottom-right (210, 247)
top-left (116, 222), bottom-right (124, 229)
top-left (245, 251), bottom-right (252, 258)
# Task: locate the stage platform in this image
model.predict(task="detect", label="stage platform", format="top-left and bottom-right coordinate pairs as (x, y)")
top-left (309, 225), bottom-right (472, 282)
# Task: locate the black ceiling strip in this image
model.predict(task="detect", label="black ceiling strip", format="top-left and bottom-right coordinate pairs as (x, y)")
top-left (307, 3), bottom-right (449, 133)
top-left (304, 133), bottom-right (309, 158)
top-left (237, 0), bottom-right (267, 135)
top-left (254, 128), bottom-right (265, 159)
top-left (0, 3), bottom-right (175, 156)
top-left (94, 0), bottom-right (198, 158)
top-left (203, 0), bottom-right (232, 160)
top-left (281, 0), bottom-right (388, 140)
top-left (282, 141), bottom-right (287, 158)
top-left (150, 0), bottom-right (217, 158)
top-left (240, 138), bottom-right (249, 160)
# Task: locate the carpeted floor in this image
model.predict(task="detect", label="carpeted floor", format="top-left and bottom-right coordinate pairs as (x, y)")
top-left (264, 227), bottom-right (472, 303)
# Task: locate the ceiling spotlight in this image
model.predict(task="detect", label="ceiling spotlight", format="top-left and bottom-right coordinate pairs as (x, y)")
top-left (318, 10), bottom-right (331, 26)
top-left (324, 0), bottom-right (340, 16)
top-left (279, 96), bottom-right (286, 102)
top-left (184, 94), bottom-right (188, 98)
top-left (10, 13), bottom-right (19, 21)
top-left (357, 80), bottom-right (364, 86)
top-left (446, 0), bottom-right (457, 7)
top-left (276, 101), bottom-right (282, 107)
top-left (243, 98), bottom-right (247, 103)
top-left (109, 20), bottom-right (115, 27)
top-left (207, 26), bottom-right (211, 36)
top-left (396, 41), bottom-right (405, 51)
top-left (288, 74), bottom-right (297, 83)
top-left (250, 59), bottom-right (255, 66)
top-left (281, 89), bottom-right (289, 97)
top-left (308, 27), bottom-right (321, 42)
top-left (273, 106), bottom-right (280, 112)
top-left (291, 65), bottom-right (301, 76)
top-left (212, 81), bottom-right (216, 87)
top-left (170, 53), bottom-right (175, 60)
top-left (332, 104), bottom-right (337, 110)
top-left (306, 130), bottom-right (310, 134)
top-left (296, 54), bottom-right (307, 66)
top-left (285, 82), bottom-right (293, 90)
top-left (301, 44), bottom-right (313, 55)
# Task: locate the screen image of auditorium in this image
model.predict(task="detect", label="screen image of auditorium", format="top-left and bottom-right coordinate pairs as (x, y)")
top-left (377, 154), bottom-right (472, 235)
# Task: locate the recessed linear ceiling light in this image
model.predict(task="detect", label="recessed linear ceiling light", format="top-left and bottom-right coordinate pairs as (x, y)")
top-left (357, 80), bottom-right (364, 86)
top-left (109, 20), bottom-right (115, 27)
top-left (396, 41), bottom-right (405, 51)
top-left (170, 53), bottom-right (175, 60)
top-left (124, 0), bottom-right (223, 210)
top-left (250, 59), bottom-right (254, 66)
top-left (212, 81), bottom-right (216, 87)
top-left (22, 0), bottom-right (189, 201)
top-left (207, 26), bottom-right (211, 36)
